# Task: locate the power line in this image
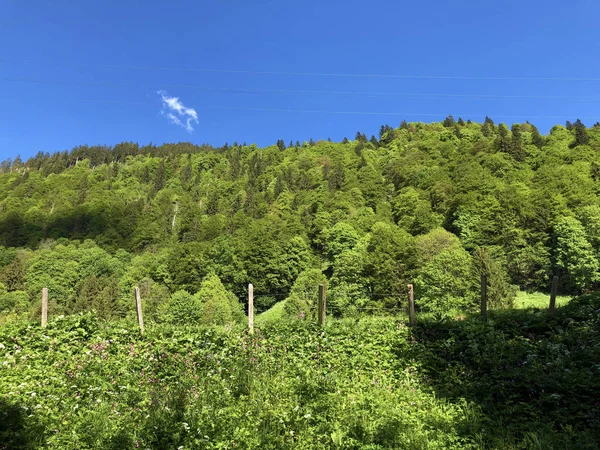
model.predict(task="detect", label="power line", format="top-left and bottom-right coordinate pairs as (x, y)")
top-left (58, 99), bottom-right (600, 120)
top-left (1, 93), bottom-right (595, 120)
top-left (2, 59), bottom-right (600, 82)
top-left (2, 76), bottom-right (600, 103)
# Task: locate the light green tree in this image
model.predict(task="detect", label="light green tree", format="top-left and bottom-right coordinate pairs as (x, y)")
top-left (554, 216), bottom-right (600, 293)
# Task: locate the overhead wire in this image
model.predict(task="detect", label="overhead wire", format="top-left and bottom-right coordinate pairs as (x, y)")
top-left (2, 59), bottom-right (600, 81)
top-left (34, 99), bottom-right (600, 120)
top-left (2, 76), bottom-right (600, 103)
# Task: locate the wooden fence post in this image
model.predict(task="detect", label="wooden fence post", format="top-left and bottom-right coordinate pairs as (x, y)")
top-left (317, 283), bottom-right (326, 327)
top-left (135, 287), bottom-right (144, 335)
top-left (407, 284), bottom-right (415, 327)
top-left (41, 288), bottom-right (48, 328)
top-left (248, 283), bottom-right (254, 334)
top-left (480, 274), bottom-right (488, 320)
top-left (549, 275), bottom-right (559, 313)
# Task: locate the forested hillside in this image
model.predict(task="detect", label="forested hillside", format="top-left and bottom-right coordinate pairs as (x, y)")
top-left (0, 118), bottom-right (599, 320)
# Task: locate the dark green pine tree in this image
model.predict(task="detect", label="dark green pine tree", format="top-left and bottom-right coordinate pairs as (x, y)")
top-left (369, 135), bottom-right (379, 147)
top-left (342, 137), bottom-right (349, 144)
top-left (572, 119), bottom-right (589, 147)
top-left (153, 160), bottom-right (166, 193)
top-left (276, 139), bottom-right (286, 151)
top-left (510, 124), bottom-right (525, 162)
top-left (530, 124), bottom-right (545, 149)
top-left (495, 124), bottom-right (511, 153)
top-left (457, 117), bottom-right (465, 126)
top-left (399, 120), bottom-right (408, 129)
top-left (453, 124), bottom-right (462, 138)
top-left (442, 115), bottom-right (455, 127)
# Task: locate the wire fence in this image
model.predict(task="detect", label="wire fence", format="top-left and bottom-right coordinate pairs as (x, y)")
top-left (37, 275), bottom-right (561, 331)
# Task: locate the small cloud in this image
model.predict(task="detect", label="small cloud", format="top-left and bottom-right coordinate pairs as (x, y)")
top-left (158, 91), bottom-right (198, 132)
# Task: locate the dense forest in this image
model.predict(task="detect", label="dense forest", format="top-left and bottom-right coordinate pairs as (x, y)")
top-left (0, 118), bottom-right (599, 322)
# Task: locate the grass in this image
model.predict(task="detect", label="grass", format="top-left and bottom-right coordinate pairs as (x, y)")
top-left (255, 298), bottom-right (287, 324)
top-left (514, 290), bottom-right (572, 309)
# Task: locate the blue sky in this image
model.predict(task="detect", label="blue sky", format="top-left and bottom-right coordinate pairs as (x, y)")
top-left (1, 0), bottom-right (599, 161)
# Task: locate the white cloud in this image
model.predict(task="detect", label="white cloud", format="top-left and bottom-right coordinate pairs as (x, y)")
top-left (158, 91), bottom-right (199, 133)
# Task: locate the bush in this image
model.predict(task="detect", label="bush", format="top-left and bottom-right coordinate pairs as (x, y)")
top-left (164, 290), bottom-right (201, 324)
top-left (284, 269), bottom-right (326, 319)
top-left (196, 274), bottom-right (245, 326)
top-left (414, 248), bottom-right (477, 313)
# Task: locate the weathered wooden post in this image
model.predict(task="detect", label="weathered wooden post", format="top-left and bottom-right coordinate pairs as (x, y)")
top-left (480, 274), bottom-right (488, 320)
top-left (135, 287), bottom-right (144, 335)
top-left (317, 283), bottom-right (326, 327)
top-left (407, 284), bottom-right (415, 327)
top-left (41, 288), bottom-right (48, 328)
top-left (549, 275), bottom-right (559, 313)
top-left (248, 283), bottom-right (254, 334)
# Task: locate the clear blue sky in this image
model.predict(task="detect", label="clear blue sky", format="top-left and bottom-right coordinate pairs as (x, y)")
top-left (1, 0), bottom-right (599, 161)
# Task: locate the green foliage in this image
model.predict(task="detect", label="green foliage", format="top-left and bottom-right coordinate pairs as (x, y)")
top-left (1, 295), bottom-right (599, 448)
top-left (196, 274), bottom-right (245, 326)
top-left (474, 247), bottom-right (517, 308)
top-left (415, 247), bottom-right (477, 313)
top-left (164, 290), bottom-right (201, 324)
top-left (553, 216), bottom-right (600, 293)
top-left (0, 119), bottom-right (599, 321)
top-left (284, 268), bottom-right (326, 319)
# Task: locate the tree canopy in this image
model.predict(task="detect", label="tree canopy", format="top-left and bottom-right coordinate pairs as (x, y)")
top-left (0, 119), bottom-right (598, 320)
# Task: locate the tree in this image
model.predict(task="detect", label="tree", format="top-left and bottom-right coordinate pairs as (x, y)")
top-left (393, 188), bottom-right (442, 235)
top-left (473, 247), bottom-right (516, 309)
top-left (322, 222), bottom-right (360, 263)
top-left (553, 216), bottom-right (599, 293)
top-left (153, 159), bottom-right (166, 193)
top-left (364, 222), bottom-right (415, 300)
top-left (443, 115), bottom-right (455, 127)
top-left (197, 274), bottom-right (245, 326)
top-left (415, 248), bottom-right (477, 313)
top-left (510, 124), bottom-right (525, 162)
top-left (495, 124), bottom-right (511, 153)
top-left (355, 132), bottom-right (367, 143)
top-left (276, 139), bottom-right (286, 151)
top-left (284, 269), bottom-right (326, 319)
top-left (530, 124), bottom-right (545, 148)
top-left (571, 119), bottom-right (589, 147)
top-left (0, 255), bottom-right (26, 291)
top-left (164, 290), bottom-right (201, 324)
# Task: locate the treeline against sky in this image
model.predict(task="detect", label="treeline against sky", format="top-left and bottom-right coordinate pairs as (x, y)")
top-left (0, 118), bottom-right (598, 320)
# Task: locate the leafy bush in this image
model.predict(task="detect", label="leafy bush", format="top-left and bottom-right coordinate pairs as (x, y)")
top-left (414, 248), bottom-right (477, 313)
top-left (164, 290), bottom-right (201, 324)
top-left (1, 295), bottom-right (598, 448)
top-left (196, 273), bottom-right (245, 326)
top-left (284, 269), bottom-right (326, 319)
